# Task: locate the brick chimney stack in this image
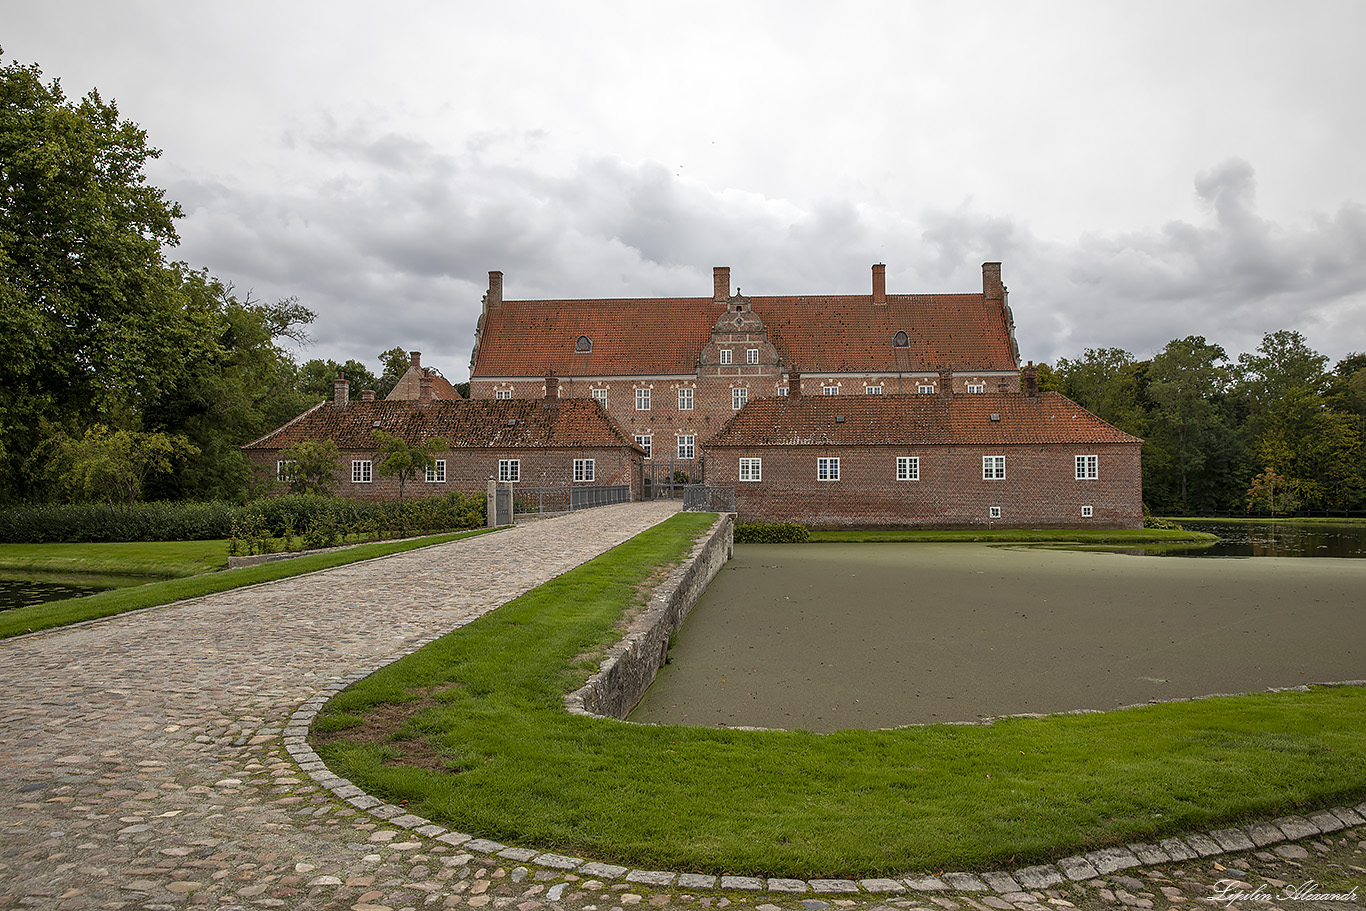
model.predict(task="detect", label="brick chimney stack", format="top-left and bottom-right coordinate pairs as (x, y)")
top-left (488, 271), bottom-right (504, 309)
top-left (1022, 361), bottom-right (1039, 397)
top-left (788, 370), bottom-right (801, 398)
top-left (982, 262), bottom-right (1003, 303)
top-left (713, 266), bottom-right (731, 301)
top-left (361, 389), bottom-right (375, 402)
top-left (419, 371), bottom-right (434, 402)
top-left (333, 374), bottom-right (350, 408)
top-left (872, 263), bottom-right (886, 304)
top-left (545, 374), bottom-right (559, 401)
top-left (938, 368), bottom-right (953, 396)
top-left (409, 351), bottom-right (421, 368)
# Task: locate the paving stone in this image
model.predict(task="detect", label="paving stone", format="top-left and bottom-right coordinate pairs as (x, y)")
top-left (465, 838), bottom-right (508, 854)
top-left (857, 879), bottom-right (905, 893)
top-left (1308, 811), bottom-right (1345, 833)
top-left (1057, 856), bottom-right (1100, 881)
top-left (1208, 828), bottom-right (1255, 852)
top-left (1245, 822), bottom-right (1286, 847)
top-left (1331, 806), bottom-right (1365, 827)
top-left (676, 873), bottom-right (717, 889)
top-left (1182, 833), bottom-right (1223, 857)
top-left (1158, 837), bottom-right (1198, 861)
top-left (497, 847), bottom-right (539, 862)
top-left (1273, 815), bottom-right (1321, 840)
top-left (625, 871), bottom-right (676, 887)
top-left (941, 873), bottom-right (987, 891)
top-left (978, 871), bottom-right (1019, 894)
top-left (767, 879), bottom-right (808, 893)
top-left (1085, 846), bottom-right (1140, 874)
top-left (1012, 865), bottom-right (1062, 890)
top-left (720, 876), bottom-right (764, 891)
top-left (532, 853), bottom-right (583, 870)
top-left (581, 863), bottom-right (630, 880)
top-left (1128, 843), bottom-right (1170, 865)
top-left (904, 877), bottom-right (949, 891)
top-left (809, 880), bottom-right (860, 893)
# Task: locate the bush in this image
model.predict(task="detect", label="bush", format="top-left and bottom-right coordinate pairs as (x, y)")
top-left (1143, 515), bottom-right (1184, 531)
top-left (0, 500), bottom-right (239, 543)
top-left (734, 522), bottom-right (810, 544)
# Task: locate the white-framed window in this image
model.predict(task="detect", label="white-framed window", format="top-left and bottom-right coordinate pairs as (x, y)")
top-left (983, 456), bottom-right (1005, 480)
top-left (746, 348), bottom-right (759, 364)
top-left (495, 389), bottom-right (512, 400)
top-left (635, 388), bottom-right (650, 410)
top-left (635, 434), bottom-right (652, 458)
top-left (918, 384), bottom-right (935, 394)
top-left (865, 385), bottom-right (882, 395)
top-left (897, 456), bottom-right (919, 481)
top-left (818, 457), bottom-right (840, 481)
top-left (967, 383), bottom-right (985, 394)
top-left (739, 458), bottom-right (762, 482)
top-left (822, 385), bottom-right (839, 395)
top-left (591, 388), bottom-right (608, 405)
top-left (719, 348), bottom-right (732, 364)
top-left (677, 435), bottom-right (695, 459)
top-left (1075, 454), bottom-right (1098, 480)
top-left (989, 506), bottom-right (1002, 519)
top-left (498, 459), bottom-right (519, 483)
top-left (573, 459), bottom-right (595, 482)
top-left (732, 387), bottom-right (748, 410)
top-left (426, 460), bottom-right (446, 483)
top-left (352, 460), bottom-right (372, 483)
top-left (1082, 505), bottom-right (1094, 518)
top-left (678, 387), bottom-right (694, 410)
top-left (777, 387), bottom-right (789, 397)
top-left (276, 460), bottom-right (296, 483)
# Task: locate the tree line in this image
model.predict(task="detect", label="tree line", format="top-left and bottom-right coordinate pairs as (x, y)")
top-left (1038, 334), bottom-right (1366, 514)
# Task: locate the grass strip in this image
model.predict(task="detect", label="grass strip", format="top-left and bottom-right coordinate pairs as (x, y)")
top-left (0, 528), bottom-right (498, 640)
top-left (0, 539), bottom-right (232, 578)
top-left (312, 514), bottom-right (1366, 877)
top-left (807, 528), bottom-right (1216, 544)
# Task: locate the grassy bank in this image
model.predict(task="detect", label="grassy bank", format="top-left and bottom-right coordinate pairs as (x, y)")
top-left (0, 529), bottom-right (497, 640)
top-left (312, 514), bottom-right (1366, 877)
top-left (0, 540), bottom-right (231, 579)
top-left (807, 527), bottom-right (1216, 544)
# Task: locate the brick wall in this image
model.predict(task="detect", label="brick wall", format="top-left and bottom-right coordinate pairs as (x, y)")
top-left (705, 442), bottom-right (1142, 529)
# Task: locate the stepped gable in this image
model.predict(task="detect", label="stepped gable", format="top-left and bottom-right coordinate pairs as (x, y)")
top-left (243, 398), bottom-right (637, 451)
top-left (706, 392), bottom-right (1142, 448)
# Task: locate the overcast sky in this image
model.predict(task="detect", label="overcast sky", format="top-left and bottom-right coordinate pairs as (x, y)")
top-left (6, 1), bottom-right (1365, 381)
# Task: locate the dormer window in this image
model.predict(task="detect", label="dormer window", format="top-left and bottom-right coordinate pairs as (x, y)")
top-left (575, 335), bottom-right (592, 352)
top-left (893, 330), bottom-right (909, 348)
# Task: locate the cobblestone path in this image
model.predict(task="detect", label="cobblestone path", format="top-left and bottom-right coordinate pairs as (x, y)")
top-left (2, 501), bottom-right (1364, 910)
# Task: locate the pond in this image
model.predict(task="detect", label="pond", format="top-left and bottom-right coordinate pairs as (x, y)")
top-left (1158, 520), bottom-right (1366, 558)
top-left (0, 572), bottom-right (148, 612)
top-left (628, 542), bottom-right (1366, 732)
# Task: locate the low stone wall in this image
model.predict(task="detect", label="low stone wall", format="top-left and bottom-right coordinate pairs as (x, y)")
top-left (565, 513), bottom-right (733, 720)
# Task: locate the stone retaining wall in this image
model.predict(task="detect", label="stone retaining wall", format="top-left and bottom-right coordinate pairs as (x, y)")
top-left (565, 513), bottom-right (733, 720)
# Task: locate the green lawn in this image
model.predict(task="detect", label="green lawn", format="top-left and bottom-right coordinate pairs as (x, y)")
top-left (312, 514), bottom-right (1366, 877)
top-left (0, 539), bottom-right (231, 578)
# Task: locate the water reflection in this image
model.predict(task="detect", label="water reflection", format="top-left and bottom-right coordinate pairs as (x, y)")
top-left (1161, 521), bottom-right (1366, 558)
top-left (0, 572), bottom-right (144, 611)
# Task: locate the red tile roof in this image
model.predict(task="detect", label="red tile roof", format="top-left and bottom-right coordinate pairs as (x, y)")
top-left (706, 392), bottom-right (1142, 448)
top-left (243, 399), bottom-right (639, 452)
top-left (471, 293), bottom-right (1017, 377)
top-left (385, 365), bottom-right (461, 401)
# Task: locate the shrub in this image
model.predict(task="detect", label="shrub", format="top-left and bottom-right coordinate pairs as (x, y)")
top-left (734, 522), bottom-right (810, 544)
top-left (1143, 515), bottom-right (1184, 531)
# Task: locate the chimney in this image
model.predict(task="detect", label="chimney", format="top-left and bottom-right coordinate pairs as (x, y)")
top-left (788, 370), bottom-right (801, 398)
top-left (361, 389), bottom-right (375, 402)
top-left (872, 263), bottom-right (886, 304)
top-left (488, 271), bottom-right (504, 309)
top-left (1022, 361), bottom-right (1039, 397)
top-left (938, 368), bottom-right (953, 396)
top-left (545, 374), bottom-right (559, 401)
top-left (409, 351), bottom-right (421, 368)
top-left (419, 371), bottom-right (434, 402)
top-left (333, 373), bottom-right (350, 408)
top-left (982, 262), bottom-right (1003, 303)
top-left (713, 266), bottom-right (731, 301)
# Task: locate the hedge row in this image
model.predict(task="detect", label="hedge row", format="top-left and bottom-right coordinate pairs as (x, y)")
top-left (733, 522), bottom-right (811, 544)
top-left (0, 492), bottom-right (487, 544)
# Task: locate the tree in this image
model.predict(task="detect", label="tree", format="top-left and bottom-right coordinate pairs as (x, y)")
top-left (46, 425), bottom-right (198, 513)
top-left (371, 430), bottom-right (449, 502)
top-left (1145, 336), bottom-right (1234, 513)
top-left (278, 439), bottom-right (342, 496)
top-left (1245, 467), bottom-right (1300, 515)
top-left (297, 358), bottom-right (381, 401)
top-left (1053, 347), bottom-right (1145, 433)
top-left (376, 347), bottom-right (411, 398)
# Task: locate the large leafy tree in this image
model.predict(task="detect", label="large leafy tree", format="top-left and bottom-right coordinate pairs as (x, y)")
top-left (371, 429), bottom-right (449, 502)
top-left (1053, 347), bottom-right (1146, 434)
top-left (1144, 336), bottom-right (1236, 513)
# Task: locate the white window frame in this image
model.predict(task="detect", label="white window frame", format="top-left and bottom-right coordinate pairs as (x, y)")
top-left (678, 387), bottom-right (694, 410)
top-left (677, 435), bottom-right (695, 459)
top-left (1082, 505), bottom-right (1094, 518)
top-left (865, 385), bottom-right (882, 395)
top-left (719, 348), bottom-right (732, 364)
top-left (732, 386), bottom-right (748, 410)
top-left (276, 460), bottom-right (296, 483)
top-left (426, 459), bottom-right (446, 483)
top-left (967, 383), bottom-right (985, 394)
top-left (777, 387), bottom-right (789, 397)
top-left (739, 458), bottom-right (762, 482)
top-left (822, 385), bottom-right (839, 395)
top-left (989, 506), bottom-right (1002, 519)
top-left (983, 456), bottom-right (1005, 480)
top-left (635, 435), bottom-right (652, 459)
top-left (818, 457), bottom-right (840, 481)
top-left (635, 388), bottom-right (650, 411)
top-left (1076, 454), bottom-right (1098, 480)
top-left (746, 348), bottom-right (759, 364)
top-left (495, 389), bottom-right (512, 400)
top-left (573, 459), bottom-right (595, 482)
top-left (352, 460), bottom-right (372, 483)
top-left (897, 456), bottom-right (919, 481)
top-left (498, 459), bottom-right (520, 483)
top-left (591, 388), bottom-right (608, 405)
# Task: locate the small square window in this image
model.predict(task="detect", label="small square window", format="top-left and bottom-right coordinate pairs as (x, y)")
top-left (732, 387), bottom-right (748, 410)
top-left (276, 460), bottom-right (296, 483)
top-left (1075, 454), bottom-right (1098, 480)
top-left (573, 458), bottom-right (595, 482)
top-left (426, 460), bottom-right (446, 483)
top-left (1082, 505), bottom-right (1094, 518)
top-left (677, 435), bottom-right (695, 459)
top-left (818, 457), bottom-right (840, 481)
top-left (719, 348), bottom-right (732, 364)
top-left (352, 460), bottom-right (372, 483)
top-left (982, 456), bottom-right (1005, 480)
top-left (746, 348), bottom-right (759, 364)
top-left (897, 456), bottom-right (919, 481)
top-left (591, 388), bottom-right (608, 405)
top-left (635, 388), bottom-right (651, 410)
top-left (989, 506), bottom-right (1002, 519)
top-left (967, 383), bottom-right (984, 394)
top-left (918, 384), bottom-right (935, 394)
top-left (739, 458), bottom-right (762, 482)
top-left (865, 385), bottom-right (882, 395)
top-left (678, 388), bottom-right (694, 410)
top-left (499, 459), bottom-right (520, 483)
top-left (635, 434), bottom-right (652, 458)
top-left (495, 389), bottom-right (512, 400)
top-left (822, 386), bottom-right (839, 395)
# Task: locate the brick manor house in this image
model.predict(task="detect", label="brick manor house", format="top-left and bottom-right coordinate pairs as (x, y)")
top-left (245, 263), bottom-right (1142, 528)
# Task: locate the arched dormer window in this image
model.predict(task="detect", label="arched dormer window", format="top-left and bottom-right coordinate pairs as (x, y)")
top-left (575, 335), bottom-right (592, 353)
top-left (893, 330), bottom-right (909, 348)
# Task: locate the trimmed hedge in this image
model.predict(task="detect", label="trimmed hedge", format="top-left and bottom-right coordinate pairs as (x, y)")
top-left (733, 522), bottom-right (810, 544)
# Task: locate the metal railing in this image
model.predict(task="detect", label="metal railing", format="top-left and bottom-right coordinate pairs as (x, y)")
top-left (512, 485), bottom-right (631, 517)
top-left (683, 485), bottom-right (735, 512)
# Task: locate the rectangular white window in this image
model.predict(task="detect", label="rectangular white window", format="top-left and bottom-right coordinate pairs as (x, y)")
top-left (918, 384), bottom-right (934, 394)
top-left (1076, 454), bottom-right (1098, 479)
top-left (636, 388), bottom-right (650, 410)
top-left (777, 387), bottom-right (789, 397)
top-left (739, 458), bottom-right (762, 482)
top-left (818, 457), bottom-right (840, 481)
top-left (897, 456), bottom-right (919, 481)
top-left (983, 456), bottom-right (1005, 480)
top-left (746, 348), bottom-right (759, 364)
top-left (989, 506), bottom-right (1002, 519)
top-left (865, 385), bottom-right (882, 395)
top-left (732, 387), bottom-right (748, 410)
top-left (822, 386), bottom-right (839, 395)
top-left (352, 460), bottom-right (372, 483)
top-left (276, 460), bottom-right (296, 483)
top-left (967, 384), bottom-right (985, 394)
top-left (498, 459), bottom-right (520, 482)
top-left (719, 348), bottom-right (732, 364)
top-left (635, 435), bottom-right (652, 458)
top-left (573, 459), bottom-right (595, 482)
top-left (1082, 506), bottom-right (1094, 517)
top-left (426, 460), bottom-right (446, 483)
top-left (591, 388), bottom-right (608, 405)
top-left (678, 387), bottom-right (694, 410)
top-left (495, 389), bottom-right (512, 400)
top-left (677, 435), bottom-right (695, 459)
